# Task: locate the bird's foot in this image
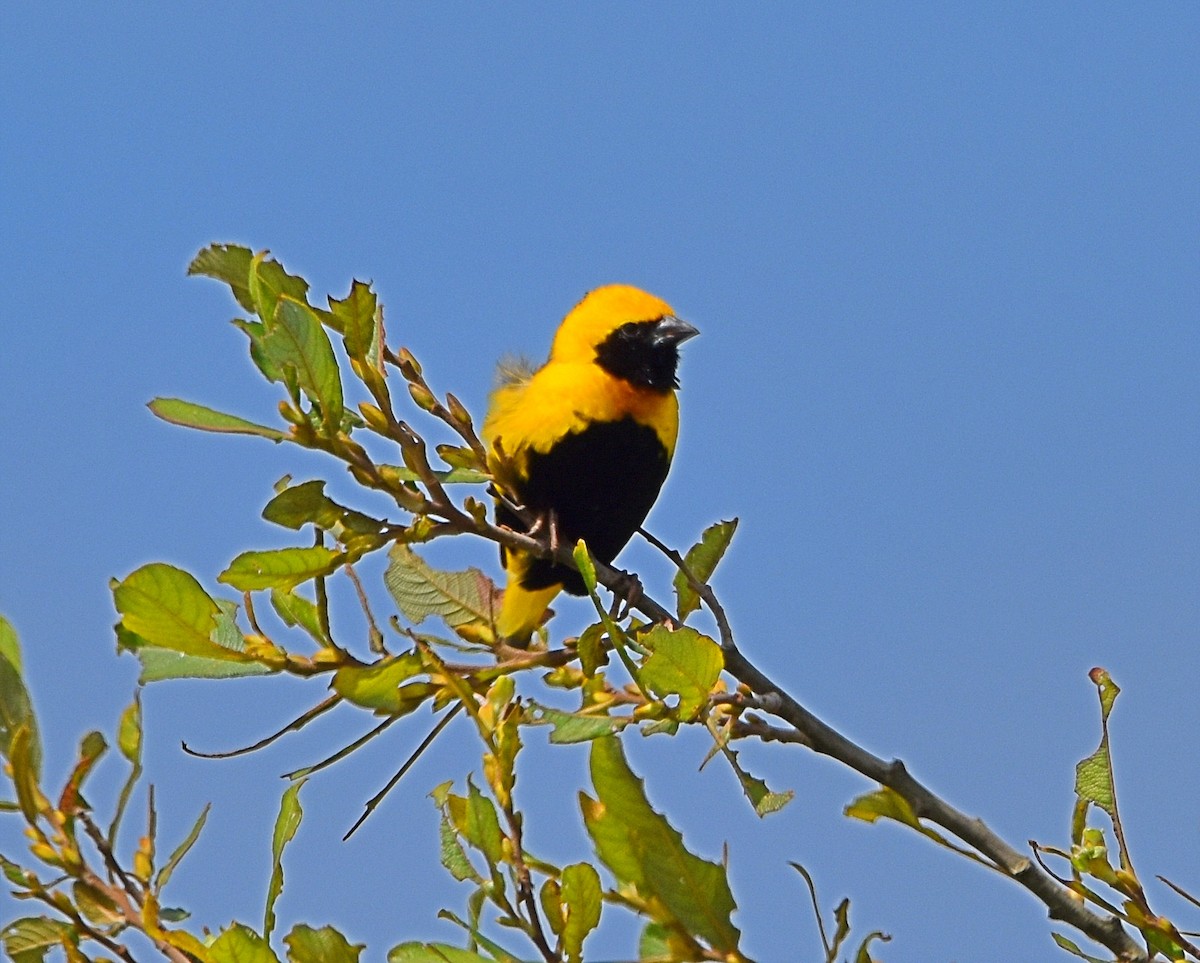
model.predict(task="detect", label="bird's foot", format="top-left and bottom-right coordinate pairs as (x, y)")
top-left (610, 568), bottom-right (644, 621)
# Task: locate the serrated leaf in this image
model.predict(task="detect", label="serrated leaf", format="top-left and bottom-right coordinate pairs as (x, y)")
top-left (0, 618), bottom-right (40, 778)
top-left (722, 745), bottom-right (793, 817)
top-left (188, 244), bottom-right (310, 317)
top-left (219, 547), bottom-right (343, 592)
top-left (210, 922), bottom-right (281, 963)
top-left (582, 736), bottom-right (741, 955)
top-left (264, 780), bottom-right (305, 940)
top-left (384, 544), bottom-right (500, 632)
top-left (263, 480), bottom-right (386, 546)
top-left (1075, 747), bottom-right (1115, 817)
top-left (332, 652), bottom-right (425, 713)
top-left (149, 398), bottom-right (287, 441)
top-left (387, 944), bottom-right (494, 963)
top-left (639, 625), bottom-right (723, 720)
top-left (156, 803), bottom-right (210, 890)
top-left (284, 924), bottom-right (364, 963)
top-left (674, 519), bottom-right (738, 621)
top-left (329, 280), bottom-right (378, 363)
top-left (530, 703), bottom-right (626, 744)
top-left (113, 564), bottom-right (251, 663)
top-left (560, 862), bottom-right (602, 963)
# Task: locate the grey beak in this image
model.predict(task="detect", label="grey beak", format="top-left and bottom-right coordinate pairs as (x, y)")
top-left (653, 315), bottom-right (700, 347)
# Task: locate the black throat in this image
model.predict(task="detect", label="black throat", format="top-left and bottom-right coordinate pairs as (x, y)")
top-left (593, 320), bottom-right (681, 392)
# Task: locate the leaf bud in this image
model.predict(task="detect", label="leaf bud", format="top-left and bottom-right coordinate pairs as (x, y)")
top-left (408, 382), bottom-right (437, 412)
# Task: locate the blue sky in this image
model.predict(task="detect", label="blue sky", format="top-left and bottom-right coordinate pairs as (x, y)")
top-left (2, 4), bottom-right (1198, 961)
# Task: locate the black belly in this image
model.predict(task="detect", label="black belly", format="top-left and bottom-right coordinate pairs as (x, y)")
top-left (497, 416), bottom-right (670, 596)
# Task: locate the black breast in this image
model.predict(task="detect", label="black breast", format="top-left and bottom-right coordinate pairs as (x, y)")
top-left (497, 416), bottom-right (670, 596)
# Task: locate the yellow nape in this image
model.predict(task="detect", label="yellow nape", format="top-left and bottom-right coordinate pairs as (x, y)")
top-left (549, 284), bottom-right (676, 365)
top-left (496, 581), bottom-right (561, 646)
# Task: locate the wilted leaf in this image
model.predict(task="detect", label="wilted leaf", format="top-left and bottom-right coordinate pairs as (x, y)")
top-left (639, 625), bottom-right (723, 720)
top-left (58, 731), bottom-right (106, 812)
top-left (582, 736), bottom-right (741, 955)
top-left (265, 781), bottom-right (305, 940)
top-left (845, 786), bottom-right (988, 866)
top-left (673, 519), bottom-right (738, 621)
top-left (384, 545), bottom-right (500, 634)
top-left (149, 398), bottom-right (287, 441)
top-left (438, 812), bottom-right (478, 882)
top-left (722, 744), bottom-right (793, 817)
top-left (219, 547), bottom-right (343, 592)
top-left (285, 924), bottom-right (364, 963)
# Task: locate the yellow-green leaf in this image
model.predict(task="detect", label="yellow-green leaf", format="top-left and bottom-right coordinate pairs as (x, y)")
top-left (219, 547), bottom-right (343, 592)
top-left (332, 653), bottom-right (425, 713)
top-left (639, 626), bottom-right (723, 720)
top-left (113, 564), bottom-right (248, 662)
top-left (284, 924), bottom-right (364, 963)
top-left (387, 944), bottom-right (494, 963)
top-left (210, 922), bottom-right (281, 963)
top-left (582, 736), bottom-right (741, 955)
top-left (265, 781), bottom-right (305, 941)
top-left (149, 398), bottom-right (287, 441)
top-left (560, 862), bottom-right (602, 963)
top-left (673, 519), bottom-right (738, 621)
top-left (0, 618), bottom-right (40, 778)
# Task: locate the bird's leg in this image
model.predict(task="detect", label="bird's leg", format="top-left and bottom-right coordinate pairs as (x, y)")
top-left (523, 507), bottom-right (559, 557)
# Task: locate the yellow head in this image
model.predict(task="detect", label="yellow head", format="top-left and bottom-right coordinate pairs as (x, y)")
top-left (549, 284), bottom-right (698, 392)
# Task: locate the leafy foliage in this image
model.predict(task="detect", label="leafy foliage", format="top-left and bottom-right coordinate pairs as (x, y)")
top-left (2, 245), bottom-right (1186, 962)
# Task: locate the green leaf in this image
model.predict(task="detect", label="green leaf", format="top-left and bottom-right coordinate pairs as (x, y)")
top-left (116, 697), bottom-right (142, 764)
top-left (332, 652), bottom-right (425, 713)
top-left (329, 280), bottom-right (379, 364)
top-left (674, 518), bottom-right (738, 621)
top-left (1074, 746), bottom-right (1115, 818)
top-left (262, 480), bottom-right (386, 547)
top-left (1051, 933), bottom-right (1111, 963)
top-left (210, 922), bottom-right (282, 963)
top-left (463, 779), bottom-right (504, 866)
top-left (219, 546), bottom-right (343, 592)
top-left (572, 540), bottom-right (597, 595)
top-left (156, 803), bottom-right (210, 890)
top-left (265, 780), bottom-right (305, 940)
top-left (0, 615), bottom-right (23, 672)
top-left (384, 544), bottom-right (500, 633)
top-left (387, 944), bottom-right (495, 963)
top-left (9, 726), bottom-right (42, 823)
top-left (582, 736), bottom-right (741, 955)
top-left (189, 244), bottom-right (308, 316)
top-left (129, 646), bottom-right (274, 683)
top-left (530, 703), bottom-right (627, 744)
top-left (438, 812), bottom-right (478, 882)
top-left (575, 622), bottom-right (607, 678)
top-left (1, 917), bottom-right (73, 962)
top-left (284, 924), bottom-right (364, 963)
top-left (845, 787), bottom-right (989, 867)
top-left (270, 588), bottom-right (331, 646)
top-left (265, 297), bottom-right (344, 429)
top-left (381, 465), bottom-right (490, 485)
top-left (638, 922), bottom-right (671, 961)
top-left (0, 618), bottom-right (40, 778)
top-left (148, 398), bottom-right (287, 441)
top-left (639, 625), bottom-right (723, 720)
top-left (853, 931), bottom-right (892, 962)
top-left (113, 564), bottom-right (250, 662)
top-left (560, 862), bottom-right (602, 963)
top-left (721, 743), bottom-right (794, 817)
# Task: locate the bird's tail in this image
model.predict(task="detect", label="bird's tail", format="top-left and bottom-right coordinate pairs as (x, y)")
top-left (497, 574), bottom-right (560, 647)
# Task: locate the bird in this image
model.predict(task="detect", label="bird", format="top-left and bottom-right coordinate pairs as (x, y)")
top-left (482, 284), bottom-right (699, 646)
